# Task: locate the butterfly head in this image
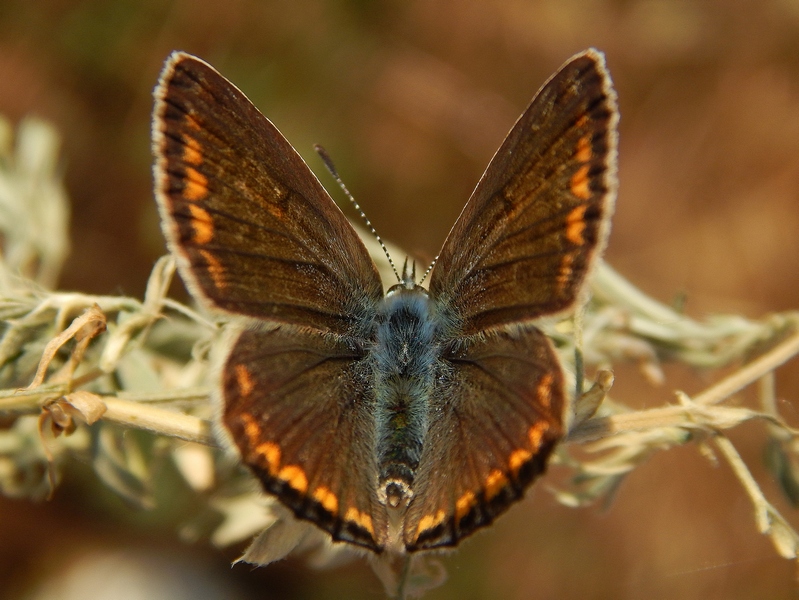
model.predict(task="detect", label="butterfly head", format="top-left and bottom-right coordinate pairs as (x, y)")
top-left (386, 257), bottom-right (422, 297)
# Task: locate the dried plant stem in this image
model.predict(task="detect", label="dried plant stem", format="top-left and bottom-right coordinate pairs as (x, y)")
top-left (0, 384), bottom-right (214, 445)
top-left (713, 433), bottom-right (799, 559)
top-left (5, 321), bottom-right (798, 452)
top-left (103, 397), bottom-right (214, 445)
top-left (569, 327), bottom-right (799, 443)
top-left (693, 328), bottom-right (799, 406)
top-left (0, 384), bottom-right (66, 411)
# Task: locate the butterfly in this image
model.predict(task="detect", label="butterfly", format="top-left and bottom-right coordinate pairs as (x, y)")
top-left (152, 48), bottom-right (618, 554)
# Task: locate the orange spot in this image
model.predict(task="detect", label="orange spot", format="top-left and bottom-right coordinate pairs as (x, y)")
top-left (556, 252), bottom-right (574, 292)
top-left (485, 470), bottom-right (508, 500)
top-left (235, 364), bottom-right (254, 397)
top-left (570, 164), bottom-right (591, 201)
top-left (241, 413), bottom-right (281, 474)
top-left (575, 114), bottom-right (589, 128)
top-left (575, 135), bottom-right (592, 163)
top-left (185, 113), bottom-right (202, 130)
top-left (345, 507), bottom-right (375, 535)
top-left (537, 373), bottom-right (554, 409)
top-left (416, 510), bottom-right (447, 535)
top-left (509, 448), bottom-right (533, 475)
top-left (278, 465), bottom-right (308, 493)
top-left (313, 486), bottom-right (339, 513)
top-left (184, 167), bottom-right (208, 201)
top-left (255, 441), bottom-right (281, 474)
top-left (198, 249), bottom-right (226, 290)
top-left (528, 421), bottom-right (550, 450)
top-left (182, 135), bottom-right (203, 165)
top-left (455, 491), bottom-right (476, 522)
top-left (241, 413), bottom-right (261, 444)
top-left (565, 204), bottom-right (588, 245)
top-left (187, 203), bottom-right (213, 244)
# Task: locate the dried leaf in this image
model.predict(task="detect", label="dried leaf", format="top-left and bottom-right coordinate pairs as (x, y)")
top-left (98, 257), bottom-right (176, 373)
top-left (572, 369), bottom-right (614, 427)
top-left (767, 515), bottom-right (799, 560)
top-left (63, 390), bottom-right (106, 425)
top-left (92, 426), bottom-right (153, 509)
top-left (236, 516), bottom-right (312, 566)
top-left (209, 494), bottom-right (276, 547)
top-left (43, 402), bottom-right (75, 437)
top-left (172, 443), bottom-right (214, 491)
top-left (28, 304), bottom-right (106, 388)
top-left (371, 554), bottom-right (448, 599)
top-left (39, 391), bottom-right (106, 439)
top-left (764, 437), bottom-right (799, 507)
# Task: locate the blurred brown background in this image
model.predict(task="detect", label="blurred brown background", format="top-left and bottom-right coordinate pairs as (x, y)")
top-left (1, 0), bottom-right (798, 598)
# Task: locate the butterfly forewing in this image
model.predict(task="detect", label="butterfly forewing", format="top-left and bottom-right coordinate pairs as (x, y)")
top-left (153, 52), bottom-right (383, 334)
top-left (429, 49), bottom-right (618, 334)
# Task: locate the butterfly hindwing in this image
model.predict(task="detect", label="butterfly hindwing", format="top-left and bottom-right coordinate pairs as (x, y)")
top-left (403, 327), bottom-right (565, 550)
top-left (222, 325), bottom-right (388, 551)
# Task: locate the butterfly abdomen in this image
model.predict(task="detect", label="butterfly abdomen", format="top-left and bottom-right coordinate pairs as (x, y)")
top-left (373, 286), bottom-right (439, 509)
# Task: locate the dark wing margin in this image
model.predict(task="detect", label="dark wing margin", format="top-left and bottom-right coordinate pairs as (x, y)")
top-left (403, 327), bottom-right (565, 551)
top-left (428, 49), bottom-right (618, 335)
top-left (152, 52), bottom-right (383, 334)
top-left (222, 325), bottom-right (388, 552)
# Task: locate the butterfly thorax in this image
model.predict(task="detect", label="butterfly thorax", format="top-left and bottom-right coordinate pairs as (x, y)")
top-left (372, 282), bottom-right (439, 511)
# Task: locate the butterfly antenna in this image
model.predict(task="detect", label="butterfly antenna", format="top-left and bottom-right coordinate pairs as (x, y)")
top-left (418, 256), bottom-right (437, 285)
top-left (315, 144), bottom-right (401, 282)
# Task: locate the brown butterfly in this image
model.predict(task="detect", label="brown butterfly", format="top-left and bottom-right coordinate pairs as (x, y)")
top-left (152, 49), bottom-right (618, 554)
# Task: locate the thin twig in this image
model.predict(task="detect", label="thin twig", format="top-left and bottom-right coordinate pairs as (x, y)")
top-left (570, 328), bottom-right (799, 443)
top-left (103, 396), bottom-right (215, 446)
top-left (713, 433), bottom-right (799, 559)
top-left (693, 327), bottom-right (799, 406)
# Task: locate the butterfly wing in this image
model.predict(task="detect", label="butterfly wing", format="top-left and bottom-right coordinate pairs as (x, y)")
top-left (222, 326), bottom-right (387, 551)
top-left (428, 48), bottom-right (617, 334)
top-left (404, 328), bottom-right (565, 550)
top-left (153, 52), bottom-right (383, 334)
top-left (153, 53), bottom-right (387, 549)
top-left (405, 49), bottom-right (618, 550)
